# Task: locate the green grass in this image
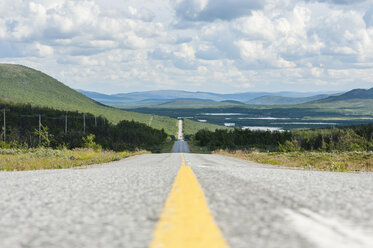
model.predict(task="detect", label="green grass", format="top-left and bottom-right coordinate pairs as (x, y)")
top-left (0, 64), bottom-right (178, 134)
top-left (301, 99), bottom-right (373, 116)
top-left (183, 118), bottom-right (229, 136)
top-left (150, 115), bottom-right (178, 136)
top-left (213, 150), bottom-right (373, 172)
top-left (0, 147), bottom-right (147, 171)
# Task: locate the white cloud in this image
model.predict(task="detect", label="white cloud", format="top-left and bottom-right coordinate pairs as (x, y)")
top-left (172, 0), bottom-right (265, 22)
top-left (234, 11), bottom-right (276, 41)
top-left (0, 0), bottom-right (373, 93)
top-left (35, 42), bottom-right (54, 57)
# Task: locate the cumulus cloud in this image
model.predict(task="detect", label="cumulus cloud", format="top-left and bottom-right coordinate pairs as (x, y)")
top-left (0, 0), bottom-right (163, 58)
top-left (172, 0), bottom-right (265, 22)
top-left (1, 0), bottom-right (373, 93)
top-left (306, 0), bottom-right (368, 5)
top-left (364, 6), bottom-right (373, 27)
top-left (126, 6), bottom-right (155, 22)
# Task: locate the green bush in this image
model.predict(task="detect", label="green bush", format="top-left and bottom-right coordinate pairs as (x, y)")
top-left (33, 124), bottom-right (53, 147)
top-left (82, 134), bottom-right (102, 151)
top-left (278, 140), bottom-right (300, 153)
top-left (194, 124), bottom-right (373, 152)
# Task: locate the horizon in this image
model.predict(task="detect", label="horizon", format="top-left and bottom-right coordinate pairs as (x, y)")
top-left (76, 87), bottom-right (345, 96)
top-left (1, 0), bottom-right (373, 94)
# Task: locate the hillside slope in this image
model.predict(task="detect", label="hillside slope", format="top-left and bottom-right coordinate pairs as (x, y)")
top-left (156, 99), bottom-right (245, 108)
top-left (316, 87), bottom-right (373, 103)
top-left (297, 87), bottom-right (373, 116)
top-left (0, 64), bottom-right (180, 134)
top-left (247, 94), bottom-right (330, 105)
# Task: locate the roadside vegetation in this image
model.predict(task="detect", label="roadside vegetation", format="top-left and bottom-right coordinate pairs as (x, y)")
top-left (0, 101), bottom-right (168, 152)
top-left (214, 150), bottom-right (372, 172)
top-left (190, 124), bottom-right (373, 171)
top-left (0, 147), bottom-right (147, 171)
top-left (183, 118), bottom-right (227, 136)
top-left (0, 99), bottom-right (171, 171)
top-left (193, 125), bottom-right (373, 152)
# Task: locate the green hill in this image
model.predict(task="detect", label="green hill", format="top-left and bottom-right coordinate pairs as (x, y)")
top-left (318, 88), bottom-right (373, 102)
top-left (0, 64), bottom-right (226, 135)
top-left (300, 87), bottom-right (373, 116)
top-left (156, 99), bottom-right (245, 108)
top-left (0, 64), bottom-right (180, 134)
top-left (183, 118), bottom-right (228, 135)
top-left (247, 94), bottom-right (330, 105)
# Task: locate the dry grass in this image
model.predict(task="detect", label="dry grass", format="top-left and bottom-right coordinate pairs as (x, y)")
top-left (0, 148), bottom-right (148, 171)
top-left (213, 149), bottom-right (373, 172)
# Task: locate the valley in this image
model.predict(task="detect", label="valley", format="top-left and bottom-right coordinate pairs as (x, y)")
top-left (81, 87), bottom-right (373, 131)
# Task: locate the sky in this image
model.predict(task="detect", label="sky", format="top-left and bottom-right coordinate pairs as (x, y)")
top-left (1, 0), bottom-right (373, 94)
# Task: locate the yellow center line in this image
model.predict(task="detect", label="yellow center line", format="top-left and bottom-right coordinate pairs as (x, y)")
top-left (149, 153), bottom-right (229, 248)
top-left (181, 153), bottom-right (185, 166)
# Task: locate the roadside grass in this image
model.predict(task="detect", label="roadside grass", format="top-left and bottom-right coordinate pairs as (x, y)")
top-left (149, 115), bottom-right (178, 136)
top-left (183, 118), bottom-right (228, 136)
top-left (213, 150), bottom-right (373, 172)
top-left (0, 148), bottom-right (148, 171)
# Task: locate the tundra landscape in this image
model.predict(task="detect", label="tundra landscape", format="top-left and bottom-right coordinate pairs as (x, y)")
top-left (1, 0), bottom-right (373, 248)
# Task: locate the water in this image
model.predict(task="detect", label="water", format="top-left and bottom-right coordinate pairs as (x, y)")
top-left (242, 126), bottom-right (283, 131)
top-left (201, 113), bottom-right (245, 116)
top-left (195, 113), bottom-right (359, 130)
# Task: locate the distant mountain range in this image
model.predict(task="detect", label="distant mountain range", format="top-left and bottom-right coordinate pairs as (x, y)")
top-left (77, 89), bottom-right (341, 108)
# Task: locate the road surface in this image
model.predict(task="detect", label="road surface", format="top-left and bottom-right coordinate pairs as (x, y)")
top-left (177, 119), bottom-right (183, 140)
top-left (171, 119), bottom-right (190, 153)
top-left (1, 153), bottom-right (373, 248)
top-left (171, 140), bottom-right (190, 153)
top-left (1, 122), bottom-right (372, 247)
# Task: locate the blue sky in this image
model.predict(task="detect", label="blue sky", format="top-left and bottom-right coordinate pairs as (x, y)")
top-left (0, 0), bottom-right (373, 94)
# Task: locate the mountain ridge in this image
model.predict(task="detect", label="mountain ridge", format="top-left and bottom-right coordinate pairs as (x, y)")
top-left (78, 89), bottom-right (341, 107)
top-left (247, 94), bottom-right (333, 105)
top-left (314, 87), bottom-right (373, 103)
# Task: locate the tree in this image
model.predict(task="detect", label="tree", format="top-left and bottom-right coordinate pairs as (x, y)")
top-left (33, 124), bottom-right (53, 147)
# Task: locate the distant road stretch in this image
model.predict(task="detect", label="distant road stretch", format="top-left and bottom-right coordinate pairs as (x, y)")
top-left (172, 119), bottom-right (190, 153)
top-left (172, 140), bottom-right (190, 153)
top-left (177, 119), bottom-right (183, 140)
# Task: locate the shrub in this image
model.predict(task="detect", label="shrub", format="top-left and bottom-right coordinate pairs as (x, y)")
top-left (82, 134), bottom-right (102, 151)
top-left (33, 124), bottom-right (53, 147)
top-left (278, 140), bottom-right (300, 153)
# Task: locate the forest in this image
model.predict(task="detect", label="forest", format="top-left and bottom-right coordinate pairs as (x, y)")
top-left (194, 125), bottom-right (373, 152)
top-left (0, 100), bottom-right (168, 152)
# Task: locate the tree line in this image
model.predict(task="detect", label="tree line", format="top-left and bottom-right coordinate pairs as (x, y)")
top-left (0, 100), bottom-right (167, 152)
top-left (194, 125), bottom-right (373, 152)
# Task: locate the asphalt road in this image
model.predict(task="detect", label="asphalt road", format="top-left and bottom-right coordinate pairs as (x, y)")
top-left (1, 153), bottom-right (372, 248)
top-left (177, 119), bottom-right (183, 140)
top-left (171, 140), bottom-right (190, 153)
top-left (171, 119), bottom-right (190, 153)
